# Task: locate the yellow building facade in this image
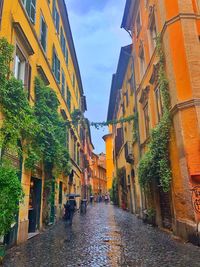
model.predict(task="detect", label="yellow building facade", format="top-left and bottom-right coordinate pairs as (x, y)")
top-left (102, 132), bottom-right (114, 191)
top-left (107, 45), bottom-right (143, 213)
top-left (0, 0), bottom-right (86, 246)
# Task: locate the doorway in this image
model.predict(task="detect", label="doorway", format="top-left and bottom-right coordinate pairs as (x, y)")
top-left (28, 177), bottom-right (42, 234)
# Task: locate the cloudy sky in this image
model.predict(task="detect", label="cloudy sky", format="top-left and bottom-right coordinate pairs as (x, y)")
top-left (66, 0), bottom-right (130, 153)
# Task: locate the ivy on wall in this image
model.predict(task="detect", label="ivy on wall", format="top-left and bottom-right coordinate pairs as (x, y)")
top-left (138, 36), bottom-right (171, 192)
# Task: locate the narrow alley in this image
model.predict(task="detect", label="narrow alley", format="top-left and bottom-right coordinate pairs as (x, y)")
top-left (3, 204), bottom-right (200, 267)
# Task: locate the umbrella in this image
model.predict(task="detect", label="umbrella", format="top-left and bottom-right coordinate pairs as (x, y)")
top-left (65, 194), bottom-right (80, 198)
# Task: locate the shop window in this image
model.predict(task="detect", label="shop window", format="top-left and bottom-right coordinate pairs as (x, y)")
top-left (52, 47), bottom-right (60, 83)
top-left (40, 15), bottom-right (47, 52)
top-left (61, 69), bottom-right (65, 97)
top-left (59, 182), bottom-right (63, 205)
top-left (155, 86), bottom-right (163, 122)
top-left (143, 103), bottom-right (150, 138)
top-left (21, 0), bottom-right (36, 23)
top-left (52, 0), bottom-right (59, 34)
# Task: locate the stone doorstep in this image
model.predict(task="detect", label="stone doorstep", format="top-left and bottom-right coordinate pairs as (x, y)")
top-left (27, 232), bottom-right (40, 240)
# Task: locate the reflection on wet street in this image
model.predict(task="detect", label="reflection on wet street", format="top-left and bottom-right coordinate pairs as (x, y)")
top-left (3, 204), bottom-right (200, 267)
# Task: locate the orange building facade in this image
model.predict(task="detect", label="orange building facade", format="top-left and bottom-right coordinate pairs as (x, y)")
top-left (91, 153), bottom-right (107, 197)
top-left (107, 0), bottom-right (200, 243)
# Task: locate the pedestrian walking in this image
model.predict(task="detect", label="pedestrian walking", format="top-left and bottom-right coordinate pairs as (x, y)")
top-left (67, 196), bottom-right (77, 225)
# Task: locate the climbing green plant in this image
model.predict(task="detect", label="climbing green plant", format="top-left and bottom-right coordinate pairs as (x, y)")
top-left (110, 177), bottom-right (119, 205)
top-left (30, 77), bottom-right (71, 176)
top-left (138, 35), bottom-right (171, 192)
top-left (0, 39), bottom-right (28, 239)
top-left (0, 38), bottom-right (38, 159)
top-left (70, 108), bottom-right (137, 130)
top-left (0, 165), bottom-right (24, 237)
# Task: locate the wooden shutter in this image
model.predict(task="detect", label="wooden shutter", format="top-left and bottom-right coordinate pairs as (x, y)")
top-left (25, 62), bottom-right (32, 100)
top-left (0, 0), bottom-right (4, 28)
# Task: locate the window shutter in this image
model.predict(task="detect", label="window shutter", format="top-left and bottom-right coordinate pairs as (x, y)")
top-left (24, 62), bottom-right (31, 100)
top-left (0, 0), bottom-right (4, 27)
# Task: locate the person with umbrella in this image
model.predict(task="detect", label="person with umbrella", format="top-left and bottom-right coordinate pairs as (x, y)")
top-left (65, 194), bottom-right (77, 225)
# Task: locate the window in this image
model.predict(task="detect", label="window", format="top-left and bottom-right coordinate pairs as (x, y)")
top-left (66, 128), bottom-right (69, 149)
top-left (65, 47), bottom-right (68, 66)
top-left (139, 45), bottom-right (145, 79)
top-left (67, 87), bottom-right (71, 111)
top-left (148, 7), bottom-right (157, 55)
top-left (40, 15), bottom-right (47, 52)
top-left (136, 11), bottom-right (141, 36)
top-left (0, 0), bottom-right (4, 27)
top-left (155, 86), bottom-right (163, 122)
top-left (14, 46), bottom-right (31, 98)
top-left (52, 0), bottom-right (59, 33)
top-left (59, 182), bottom-right (63, 205)
top-left (125, 90), bottom-right (129, 107)
top-left (72, 73), bottom-right (75, 88)
top-left (143, 103), bottom-right (150, 138)
top-left (61, 70), bottom-right (65, 97)
top-left (197, 0), bottom-right (200, 12)
top-left (52, 47), bottom-right (60, 83)
top-left (14, 47), bottom-right (26, 83)
top-left (74, 141), bottom-right (76, 162)
top-left (21, 0), bottom-right (36, 23)
top-left (77, 146), bottom-right (80, 166)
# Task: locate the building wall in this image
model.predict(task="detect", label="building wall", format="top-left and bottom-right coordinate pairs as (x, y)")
top-left (0, 0), bottom-right (84, 245)
top-left (103, 133), bottom-right (114, 191)
top-left (91, 153), bottom-right (107, 196)
top-left (119, 0), bottom-right (200, 241)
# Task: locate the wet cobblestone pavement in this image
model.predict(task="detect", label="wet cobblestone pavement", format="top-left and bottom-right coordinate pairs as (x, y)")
top-left (3, 204), bottom-right (200, 267)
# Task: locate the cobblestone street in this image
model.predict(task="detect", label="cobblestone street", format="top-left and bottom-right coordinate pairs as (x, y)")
top-left (3, 204), bottom-right (200, 267)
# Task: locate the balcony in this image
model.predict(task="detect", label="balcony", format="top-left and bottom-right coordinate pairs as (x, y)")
top-left (124, 141), bottom-right (134, 164)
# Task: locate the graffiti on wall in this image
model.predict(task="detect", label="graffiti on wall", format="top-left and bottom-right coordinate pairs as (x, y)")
top-left (192, 186), bottom-right (200, 214)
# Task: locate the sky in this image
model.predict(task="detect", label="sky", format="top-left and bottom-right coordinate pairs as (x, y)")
top-left (66, 0), bottom-right (130, 153)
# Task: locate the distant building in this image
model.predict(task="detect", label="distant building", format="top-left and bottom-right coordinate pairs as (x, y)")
top-left (91, 153), bottom-right (107, 196)
top-left (102, 130), bottom-right (114, 192)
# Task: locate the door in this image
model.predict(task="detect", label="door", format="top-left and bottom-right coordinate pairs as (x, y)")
top-left (50, 181), bottom-right (55, 223)
top-left (28, 177), bottom-right (42, 233)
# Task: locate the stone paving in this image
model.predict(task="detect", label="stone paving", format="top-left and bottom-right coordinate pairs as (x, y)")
top-left (3, 204), bottom-right (200, 267)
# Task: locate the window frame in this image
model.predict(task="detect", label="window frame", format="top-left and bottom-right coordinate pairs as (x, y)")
top-left (21, 0), bottom-right (36, 24)
top-left (52, 47), bottom-right (60, 83)
top-left (52, 0), bottom-right (60, 34)
top-left (40, 13), bottom-right (47, 52)
top-left (154, 86), bottom-right (163, 122)
top-left (143, 103), bottom-right (150, 138)
top-left (61, 69), bottom-right (66, 98)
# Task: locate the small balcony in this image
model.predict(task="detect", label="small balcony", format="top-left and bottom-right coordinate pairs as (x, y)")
top-left (124, 141), bottom-right (134, 164)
